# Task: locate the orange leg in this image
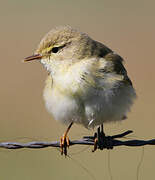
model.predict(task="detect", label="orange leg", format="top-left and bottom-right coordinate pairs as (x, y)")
top-left (92, 124), bottom-right (113, 152)
top-left (92, 137), bottom-right (98, 152)
top-left (92, 124), bottom-right (105, 152)
top-left (60, 122), bottom-right (73, 156)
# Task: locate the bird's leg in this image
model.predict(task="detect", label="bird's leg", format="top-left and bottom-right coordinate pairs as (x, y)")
top-left (92, 124), bottom-right (104, 152)
top-left (100, 124), bottom-right (105, 137)
top-left (98, 124), bottom-right (106, 150)
top-left (60, 122), bottom-right (73, 156)
top-left (92, 124), bottom-right (113, 152)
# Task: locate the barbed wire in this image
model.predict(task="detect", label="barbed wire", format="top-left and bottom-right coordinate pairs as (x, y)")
top-left (0, 130), bottom-right (155, 151)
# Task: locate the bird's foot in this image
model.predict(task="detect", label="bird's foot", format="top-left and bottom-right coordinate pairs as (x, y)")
top-left (83, 127), bottom-right (133, 152)
top-left (60, 134), bottom-right (70, 156)
top-left (83, 125), bottom-right (113, 152)
top-left (59, 122), bottom-right (73, 156)
top-left (92, 133), bottom-right (113, 152)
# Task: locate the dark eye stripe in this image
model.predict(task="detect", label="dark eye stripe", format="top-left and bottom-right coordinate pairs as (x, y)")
top-left (50, 44), bottom-right (66, 54)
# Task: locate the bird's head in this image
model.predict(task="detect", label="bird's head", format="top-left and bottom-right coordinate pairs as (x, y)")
top-left (24, 26), bottom-right (99, 74)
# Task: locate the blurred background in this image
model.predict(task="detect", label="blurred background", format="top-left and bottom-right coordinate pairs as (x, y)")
top-left (0, 0), bottom-right (155, 179)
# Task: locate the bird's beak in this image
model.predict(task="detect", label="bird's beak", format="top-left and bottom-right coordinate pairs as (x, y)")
top-left (24, 54), bottom-right (42, 62)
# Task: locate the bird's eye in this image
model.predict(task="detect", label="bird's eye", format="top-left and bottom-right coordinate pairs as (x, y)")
top-left (49, 44), bottom-right (66, 54)
top-left (51, 47), bottom-right (59, 53)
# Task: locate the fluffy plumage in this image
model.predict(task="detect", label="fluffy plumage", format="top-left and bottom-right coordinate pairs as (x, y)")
top-left (36, 26), bottom-right (136, 128)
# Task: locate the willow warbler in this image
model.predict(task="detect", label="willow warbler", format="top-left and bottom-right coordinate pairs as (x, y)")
top-left (25, 26), bottom-right (136, 154)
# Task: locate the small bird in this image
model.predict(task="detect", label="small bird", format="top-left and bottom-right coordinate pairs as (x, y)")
top-left (25, 26), bottom-right (136, 155)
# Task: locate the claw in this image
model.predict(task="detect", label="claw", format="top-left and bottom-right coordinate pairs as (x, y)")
top-left (92, 125), bottom-right (114, 152)
top-left (59, 122), bottom-right (73, 156)
top-left (60, 135), bottom-right (70, 156)
top-left (92, 138), bottom-right (98, 152)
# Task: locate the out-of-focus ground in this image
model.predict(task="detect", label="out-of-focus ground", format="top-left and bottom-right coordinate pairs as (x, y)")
top-left (0, 0), bottom-right (155, 179)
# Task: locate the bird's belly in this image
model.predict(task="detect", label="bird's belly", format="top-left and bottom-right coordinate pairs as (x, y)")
top-left (84, 85), bottom-right (136, 127)
top-left (43, 88), bottom-right (86, 126)
top-left (43, 84), bottom-right (136, 128)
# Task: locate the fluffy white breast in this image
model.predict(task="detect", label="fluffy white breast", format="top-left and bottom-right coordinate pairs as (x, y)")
top-left (42, 58), bottom-right (136, 128)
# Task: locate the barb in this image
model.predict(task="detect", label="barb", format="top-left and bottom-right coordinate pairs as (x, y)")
top-left (0, 130), bottom-right (155, 150)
